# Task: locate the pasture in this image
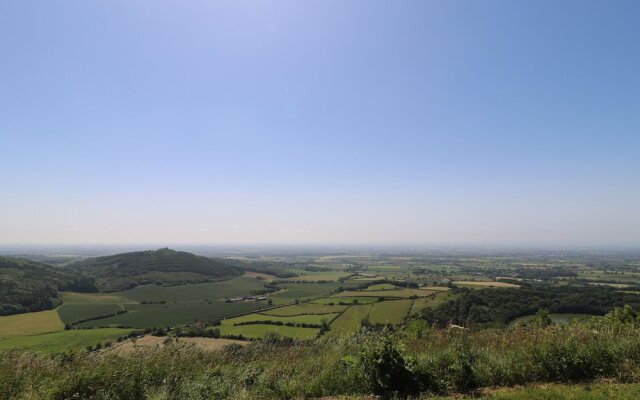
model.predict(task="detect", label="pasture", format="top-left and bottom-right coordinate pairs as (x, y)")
top-left (410, 291), bottom-right (456, 315)
top-left (327, 304), bottom-right (372, 337)
top-left (260, 303), bottom-right (347, 316)
top-left (223, 312), bottom-right (338, 326)
top-left (312, 296), bottom-right (379, 305)
top-left (0, 328), bottom-right (131, 353)
top-left (219, 323), bottom-right (319, 340)
top-left (369, 300), bottom-right (412, 325)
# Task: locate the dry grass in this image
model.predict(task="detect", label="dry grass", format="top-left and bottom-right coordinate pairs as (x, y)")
top-left (107, 335), bottom-right (248, 354)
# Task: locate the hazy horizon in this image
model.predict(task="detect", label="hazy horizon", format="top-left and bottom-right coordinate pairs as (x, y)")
top-left (2, 1), bottom-right (639, 247)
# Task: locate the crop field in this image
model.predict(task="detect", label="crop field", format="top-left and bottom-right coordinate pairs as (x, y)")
top-left (331, 288), bottom-right (436, 298)
top-left (77, 301), bottom-right (263, 328)
top-left (0, 309), bottom-right (64, 339)
top-left (120, 276), bottom-right (267, 302)
top-left (327, 304), bottom-right (372, 337)
top-left (259, 303), bottom-right (347, 316)
top-left (369, 300), bottom-right (412, 325)
top-left (0, 328), bottom-right (131, 353)
top-left (453, 281), bottom-right (520, 288)
top-left (58, 303), bottom-right (125, 325)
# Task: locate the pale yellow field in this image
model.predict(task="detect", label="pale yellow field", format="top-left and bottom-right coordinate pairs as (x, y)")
top-left (243, 271), bottom-right (278, 282)
top-left (0, 309), bottom-right (65, 339)
top-left (108, 336), bottom-right (248, 354)
top-left (60, 292), bottom-right (134, 304)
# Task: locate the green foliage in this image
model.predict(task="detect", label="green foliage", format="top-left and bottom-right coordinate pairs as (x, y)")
top-left (355, 329), bottom-right (420, 396)
top-left (423, 285), bottom-right (640, 327)
top-left (0, 256), bottom-right (97, 316)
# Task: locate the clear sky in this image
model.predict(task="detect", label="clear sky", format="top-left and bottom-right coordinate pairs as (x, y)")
top-left (1, 1), bottom-right (639, 247)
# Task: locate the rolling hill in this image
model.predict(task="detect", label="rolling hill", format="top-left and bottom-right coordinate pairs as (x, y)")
top-left (67, 248), bottom-right (241, 291)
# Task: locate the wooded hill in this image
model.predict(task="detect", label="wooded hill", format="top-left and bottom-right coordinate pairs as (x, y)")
top-left (0, 256), bottom-right (96, 316)
top-left (66, 248), bottom-right (240, 291)
top-left (0, 248), bottom-right (241, 315)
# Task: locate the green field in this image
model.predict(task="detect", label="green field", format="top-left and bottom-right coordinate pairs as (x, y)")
top-left (0, 328), bottom-right (131, 353)
top-left (327, 304), bottom-right (372, 337)
top-left (119, 276), bottom-right (267, 302)
top-left (268, 282), bottom-right (356, 305)
top-left (218, 312), bottom-right (334, 340)
top-left (77, 301), bottom-right (263, 328)
top-left (311, 296), bottom-right (379, 305)
top-left (0, 309), bottom-right (64, 339)
top-left (331, 288), bottom-right (436, 298)
top-left (259, 303), bottom-right (347, 316)
top-left (369, 299), bottom-right (412, 325)
top-left (223, 312), bottom-right (338, 326)
top-left (58, 303), bottom-right (125, 325)
top-left (364, 283), bottom-right (396, 290)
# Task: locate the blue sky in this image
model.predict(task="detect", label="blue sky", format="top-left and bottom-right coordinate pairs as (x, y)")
top-left (1, 1), bottom-right (639, 246)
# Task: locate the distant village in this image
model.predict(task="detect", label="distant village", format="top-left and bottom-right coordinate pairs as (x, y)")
top-left (227, 295), bottom-right (268, 303)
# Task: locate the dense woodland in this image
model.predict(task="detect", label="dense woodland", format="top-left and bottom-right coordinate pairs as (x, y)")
top-left (0, 257), bottom-right (96, 315)
top-left (422, 285), bottom-right (640, 327)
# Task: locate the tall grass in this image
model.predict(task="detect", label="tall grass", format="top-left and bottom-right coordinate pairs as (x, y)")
top-left (3, 315), bottom-right (640, 399)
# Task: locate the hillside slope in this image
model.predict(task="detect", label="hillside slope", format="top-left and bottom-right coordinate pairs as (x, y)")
top-left (0, 257), bottom-right (96, 316)
top-left (67, 248), bottom-right (240, 291)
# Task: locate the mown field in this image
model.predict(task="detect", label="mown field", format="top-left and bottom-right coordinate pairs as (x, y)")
top-left (0, 309), bottom-right (64, 339)
top-left (0, 328), bottom-right (131, 353)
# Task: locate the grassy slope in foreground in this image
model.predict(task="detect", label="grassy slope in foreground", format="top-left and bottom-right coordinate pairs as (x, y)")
top-left (424, 383), bottom-right (640, 399)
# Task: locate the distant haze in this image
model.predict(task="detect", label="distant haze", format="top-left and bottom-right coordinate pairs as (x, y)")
top-left (1, 1), bottom-right (639, 247)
